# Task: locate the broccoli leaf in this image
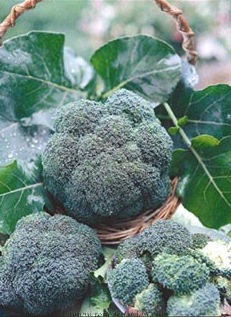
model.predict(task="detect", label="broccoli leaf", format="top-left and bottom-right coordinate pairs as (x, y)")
top-left (79, 247), bottom-right (114, 316)
top-left (0, 31), bottom-right (88, 164)
top-left (91, 35), bottom-right (181, 105)
top-left (167, 84), bottom-right (231, 148)
top-left (0, 159), bottom-right (46, 234)
top-left (171, 136), bottom-right (231, 228)
top-left (179, 85), bottom-right (231, 139)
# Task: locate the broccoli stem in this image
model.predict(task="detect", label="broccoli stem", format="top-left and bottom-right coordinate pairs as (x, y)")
top-left (163, 102), bottom-right (191, 148)
top-left (163, 102), bottom-right (229, 205)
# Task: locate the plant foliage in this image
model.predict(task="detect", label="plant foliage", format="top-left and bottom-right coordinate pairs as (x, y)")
top-left (0, 30), bottom-right (231, 234)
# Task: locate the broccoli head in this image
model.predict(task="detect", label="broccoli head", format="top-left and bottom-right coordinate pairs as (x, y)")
top-left (115, 220), bottom-right (193, 265)
top-left (0, 212), bottom-right (102, 316)
top-left (107, 258), bottom-right (149, 306)
top-left (167, 283), bottom-right (221, 316)
top-left (152, 253), bottom-right (210, 295)
top-left (133, 283), bottom-right (165, 315)
top-left (42, 89), bottom-right (173, 225)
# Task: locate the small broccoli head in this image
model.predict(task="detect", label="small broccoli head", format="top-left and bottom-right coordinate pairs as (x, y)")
top-left (137, 220), bottom-right (193, 257)
top-left (42, 89), bottom-right (173, 225)
top-left (107, 258), bottom-right (149, 306)
top-left (192, 233), bottom-right (211, 249)
top-left (0, 213), bottom-right (102, 316)
top-left (167, 283), bottom-right (221, 317)
top-left (134, 283), bottom-right (165, 315)
top-left (152, 253), bottom-right (210, 295)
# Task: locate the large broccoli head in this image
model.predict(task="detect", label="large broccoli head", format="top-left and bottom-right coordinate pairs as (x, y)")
top-left (0, 213), bottom-right (102, 316)
top-left (42, 89), bottom-right (173, 225)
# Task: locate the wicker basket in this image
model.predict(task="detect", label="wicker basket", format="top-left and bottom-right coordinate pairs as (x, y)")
top-left (0, 0), bottom-right (197, 245)
top-left (95, 178), bottom-right (179, 245)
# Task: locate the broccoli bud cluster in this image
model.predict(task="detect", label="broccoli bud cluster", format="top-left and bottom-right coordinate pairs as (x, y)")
top-left (42, 89), bottom-right (173, 225)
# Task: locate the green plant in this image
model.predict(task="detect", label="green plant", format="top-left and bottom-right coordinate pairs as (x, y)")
top-left (0, 212), bottom-right (102, 316)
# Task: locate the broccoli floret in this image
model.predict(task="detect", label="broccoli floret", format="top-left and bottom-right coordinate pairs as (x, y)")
top-left (167, 283), bottom-right (221, 316)
top-left (115, 236), bottom-right (140, 264)
top-left (42, 89), bottom-right (173, 225)
top-left (0, 212), bottom-right (102, 316)
top-left (106, 88), bottom-right (157, 124)
top-left (152, 253), bottom-right (210, 295)
top-left (136, 122), bottom-right (173, 172)
top-left (137, 220), bottom-right (193, 257)
top-left (42, 133), bottom-right (79, 200)
top-left (107, 258), bottom-right (149, 306)
top-left (114, 220), bottom-right (193, 266)
top-left (192, 233), bottom-right (211, 249)
top-left (134, 283), bottom-right (165, 315)
top-left (54, 99), bottom-right (107, 136)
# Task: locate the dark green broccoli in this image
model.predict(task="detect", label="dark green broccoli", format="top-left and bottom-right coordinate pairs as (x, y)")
top-left (152, 253), bottom-right (210, 295)
top-left (114, 220), bottom-right (194, 267)
top-left (167, 283), bottom-right (221, 316)
top-left (137, 219), bottom-right (193, 257)
top-left (42, 89), bottom-right (173, 225)
top-left (192, 233), bottom-right (211, 249)
top-left (0, 213), bottom-right (102, 316)
top-left (106, 88), bottom-right (157, 124)
top-left (133, 283), bottom-right (165, 315)
top-left (107, 258), bottom-right (149, 306)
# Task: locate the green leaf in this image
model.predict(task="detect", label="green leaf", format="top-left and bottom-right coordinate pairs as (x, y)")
top-left (168, 126), bottom-right (180, 135)
top-left (185, 85), bottom-right (231, 138)
top-left (0, 159), bottom-right (46, 234)
top-left (191, 134), bottom-right (220, 148)
top-left (169, 84), bottom-right (231, 142)
top-left (0, 31), bottom-right (86, 164)
top-left (91, 35), bottom-right (181, 104)
top-left (171, 136), bottom-right (231, 228)
top-left (178, 116), bottom-right (188, 127)
top-left (79, 247), bottom-right (114, 316)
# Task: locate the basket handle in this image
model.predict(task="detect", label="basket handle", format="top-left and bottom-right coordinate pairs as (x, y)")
top-left (154, 0), bottom-right (197, 65)
top-left (0, 0), bottom-right (42, 46)
top-left (0, 0), bottom-right (197, 65)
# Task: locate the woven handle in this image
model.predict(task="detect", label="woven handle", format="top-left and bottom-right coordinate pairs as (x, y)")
top-left (0, 0), bottom-right (42, 45)
top-left (154, 0), bottom-right (197, 65)
top-left (0, 0), bottom-right (197, 64)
